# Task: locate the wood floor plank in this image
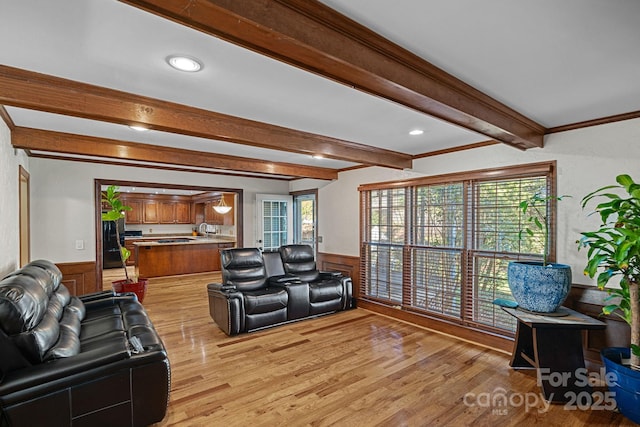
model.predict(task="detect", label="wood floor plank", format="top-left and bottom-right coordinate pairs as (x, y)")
top-left (100, 268), bottom-right (634, 426)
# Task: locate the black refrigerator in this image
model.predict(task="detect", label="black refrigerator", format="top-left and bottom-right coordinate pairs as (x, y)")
top-left (102, 216), bottom-right (125, 269)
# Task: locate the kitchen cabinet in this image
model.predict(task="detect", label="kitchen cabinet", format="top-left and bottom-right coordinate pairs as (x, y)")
top-left (135, 241), bottom-right (232, 277)
top-left (124, 239), bottom-right (139, 266)
top-left (143, 201), bottom-right (159, 223)
top-left (117, 192), bottom-right (214, 225)
top-left (160, 201), bottom-right (191, 224)
top-left (159, 202), bottom-right (175, 224)
top-left (124, 199), bottom-right (143, 224)
top-left (175, 201), bottom-right (191, 223)
top-left (204, 201), bottom-right (215, 223)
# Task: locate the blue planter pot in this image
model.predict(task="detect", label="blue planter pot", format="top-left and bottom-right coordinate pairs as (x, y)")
top-left (507, 261), bottom-right (571, 313)
top-left (602, 347), bottom-right (640, 424)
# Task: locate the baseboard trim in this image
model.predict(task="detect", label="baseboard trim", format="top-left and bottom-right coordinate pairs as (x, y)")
top-left (358, 299), bottom-right (513, 354)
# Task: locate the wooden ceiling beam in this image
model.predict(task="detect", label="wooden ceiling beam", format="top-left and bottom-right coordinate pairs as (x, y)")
top-left (119, 0), bottom-right (545, 150)
top-left (12, 127), bottom-right (338, 180)
top-left (0, 65), bottom-right (412, 169)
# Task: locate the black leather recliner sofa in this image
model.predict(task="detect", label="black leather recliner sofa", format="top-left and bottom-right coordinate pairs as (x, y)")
top-left (0, 260), bottom-right (170, 427)
top-left (207, 245), bottom-right (354, 335)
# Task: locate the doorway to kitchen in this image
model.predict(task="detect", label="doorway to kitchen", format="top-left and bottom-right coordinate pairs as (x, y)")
top-left (94, 179), bottom-right (243, 287)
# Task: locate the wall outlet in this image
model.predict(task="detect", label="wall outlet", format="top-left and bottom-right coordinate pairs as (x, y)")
top-left (149, 228), bottom-right (153, 234)
top-left (318, 236), bottom-right (323, 243)
top-left (75, 239), bottom-right (84, 250)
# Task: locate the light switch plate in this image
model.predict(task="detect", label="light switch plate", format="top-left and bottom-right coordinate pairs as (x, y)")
top-left (75, 239), bottom-right (84, 250)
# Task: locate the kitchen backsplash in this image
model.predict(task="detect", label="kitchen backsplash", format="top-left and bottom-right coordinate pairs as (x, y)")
top-left (125, 224), bottom-right (194, 235)
top-left (126, 223), bottom-right (236, 236)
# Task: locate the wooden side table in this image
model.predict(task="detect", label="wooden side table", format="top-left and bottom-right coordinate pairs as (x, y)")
top-left (502, 306), bottom-right (606, 403)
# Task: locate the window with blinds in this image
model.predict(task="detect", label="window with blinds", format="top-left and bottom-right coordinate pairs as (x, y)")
top-left (359, 162), bottom-right (556, 335)
top-left (362, 188), bottom-right (405, 302)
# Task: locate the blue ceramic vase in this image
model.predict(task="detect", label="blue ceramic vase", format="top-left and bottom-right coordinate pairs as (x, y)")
top-left (507, 261), bottom-right (572, 313)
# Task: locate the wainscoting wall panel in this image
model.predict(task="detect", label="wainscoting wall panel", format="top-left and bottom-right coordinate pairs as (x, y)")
top-left (56, 261), bottom-right (98, 296)
top-left (317, 252), bottom-right (359, 294)
top-left (565, 284), bottom-right (630, 368)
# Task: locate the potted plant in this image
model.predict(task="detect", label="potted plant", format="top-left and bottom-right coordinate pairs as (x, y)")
top-left (507, 192), bottom-right (572, 313)
top-left (579, 173), bottom-right (640, 423)
top-left (102, 185), bottom-right (148, 302)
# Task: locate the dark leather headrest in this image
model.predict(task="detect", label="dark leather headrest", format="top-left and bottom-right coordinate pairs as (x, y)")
top-left (0, 274), bottom-right (49, 334)
top-left (221, 248), bottom-right (263, 270)
top-left (279, 245), bottom-right (314, 263)
top-left (26, 260), bottom-right (63, 290)
top-left (7, 265), bottom-right (56, 296)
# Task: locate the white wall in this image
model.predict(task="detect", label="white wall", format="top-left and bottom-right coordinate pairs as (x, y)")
top-left (14, 117), bottom-right (640, 285)
top-left (0, 120), bottom-right (29, 276)
top-left (29, 159), bottom-right (289, 263)
top-left (316, 118), bottom-right (640, 287)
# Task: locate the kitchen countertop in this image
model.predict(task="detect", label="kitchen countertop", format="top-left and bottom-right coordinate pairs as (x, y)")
top-left (131, 236), bottom-right (236, 246)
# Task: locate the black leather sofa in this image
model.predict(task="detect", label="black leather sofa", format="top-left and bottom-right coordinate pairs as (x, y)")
top-left (207, 245), bottom-right (353, 335)
top-left (0, 260), bottom-right (170, 427)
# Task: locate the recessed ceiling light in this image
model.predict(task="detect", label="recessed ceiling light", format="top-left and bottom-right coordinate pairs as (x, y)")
top-left (166, 55), bottom-right (203, 72)
top-left (409, 129), bottom-right (424, 136)
top-left (129, 125), bottom-right (149, 132)
top-left (311, 154), bottom-right (324, 159)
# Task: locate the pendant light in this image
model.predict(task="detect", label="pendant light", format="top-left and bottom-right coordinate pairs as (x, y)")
top-left (213, 195), bottom-right (232, 214)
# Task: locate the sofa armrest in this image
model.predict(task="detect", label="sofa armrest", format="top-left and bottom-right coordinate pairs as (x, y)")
top-left (207, 282), bottom-right (237, 292)
top-left (0, 340), bottom-right (130, 397)
top-left (78, 290), bottom-right (116, 302)
top-left (207, 285), bottom-right (244, 335)
top-left (268, 274), bottom-right (301, 286)
top-left (0, 348), bottom-right (168, 407)
top-left (319, 271), bottom-right (343, 279)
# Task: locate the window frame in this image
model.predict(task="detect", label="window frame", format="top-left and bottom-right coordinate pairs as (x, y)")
top-left (358, 161), bottom-right (557, 336)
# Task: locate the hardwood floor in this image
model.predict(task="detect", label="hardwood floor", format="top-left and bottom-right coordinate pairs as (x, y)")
top-left (102, 268), bottom-right (633, 426)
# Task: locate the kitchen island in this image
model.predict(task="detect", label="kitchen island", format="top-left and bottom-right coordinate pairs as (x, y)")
top-left (134, 236), bottom-right (235, 278)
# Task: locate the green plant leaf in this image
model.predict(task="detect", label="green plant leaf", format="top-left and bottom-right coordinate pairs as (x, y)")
top-left (533, 217), bottom-right (542, 230)
top-left (120, 246), bottom-right (131, 263)
top-left (102, 211), bottom-right (121, 221)
top-left (581, 185), bottom-right (621, 208)
top-left (596, 270), bottom-right (614, 288)
top-left (519, 200), bottom-right (528, 211)
top-left (617, 174), bottom-right (634, 190)
top-left (602, 304), bottom-right (619, 315)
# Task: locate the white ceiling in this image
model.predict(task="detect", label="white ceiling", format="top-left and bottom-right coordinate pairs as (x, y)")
top-left (1, 0), bottom-right (639, 178)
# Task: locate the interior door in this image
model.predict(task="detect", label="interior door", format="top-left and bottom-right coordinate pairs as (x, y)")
top-left (293, 192), bottom-right (317, 254)
top-left (256, 194), bottom-right (293, 251)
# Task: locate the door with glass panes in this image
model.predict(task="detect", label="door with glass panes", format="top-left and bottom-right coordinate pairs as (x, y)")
top-left (256, 194), bottom-right (293, 251)
top-left (293, 192), bottom-right (316, 255)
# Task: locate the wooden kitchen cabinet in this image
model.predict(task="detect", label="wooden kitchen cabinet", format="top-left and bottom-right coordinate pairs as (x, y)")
top-left (159, 202), bottom-right (175, 224)
top-left (175, 201), bottom-right (191, 223)
top-left (160, 201), bottom-right (191, 224)
top-left (204, 201), bottom-right (215, 223)
top-left (143, 201), bottom-right (159, 223)
top-left (136, 241), bottom-right (221, 277)
top-left (124, 239), bottom-right (138, 265)
top-left (124, 199), bottom-right (143, 224)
